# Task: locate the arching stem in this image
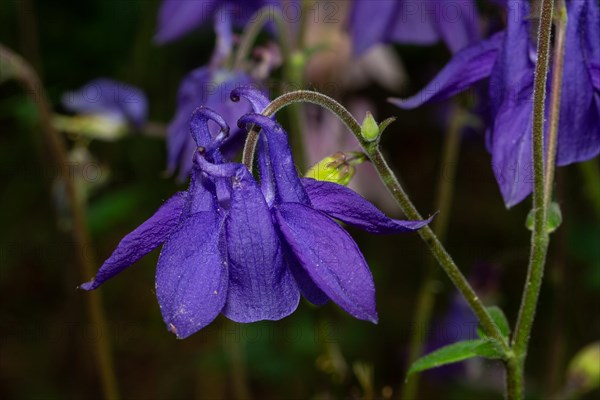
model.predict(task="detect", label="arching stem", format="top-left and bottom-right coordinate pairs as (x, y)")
top-left (242, 90), bottom-right (511, 355)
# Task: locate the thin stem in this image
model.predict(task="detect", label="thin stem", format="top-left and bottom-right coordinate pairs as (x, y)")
top-left (509, 0), bottom-right (558, 398)
top-left (233, 6), bottom-right (291, 70)
top-left (512, 0), bottom-right (555, 358)
top-left (368, 149), bottom-right (510, 353)
top-left (0, 44), bottom-right (120, 400)
top-left (246, 90), bottom-right (511, 353)
top-left (544, 4), bottom-right (567, 208)
top-left (242, 127), bottom-right (261, 171)
top-left (401, 105), bottom-right (465, 400)
top-left (506, 358), bottom-right (523, 400)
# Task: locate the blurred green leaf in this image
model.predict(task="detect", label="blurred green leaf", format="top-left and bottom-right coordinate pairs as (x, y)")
top-left (407, 339), bottom-right (503, 377)
top-left (477, 306), bottom-right (510, 340)
top-left (87, 185), bottom-right (147, 235)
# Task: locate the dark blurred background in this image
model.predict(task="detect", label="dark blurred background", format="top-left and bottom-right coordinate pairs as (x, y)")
top-left (0, 1), bottom-right (598, 399)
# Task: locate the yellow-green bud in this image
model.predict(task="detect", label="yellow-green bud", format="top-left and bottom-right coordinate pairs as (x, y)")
top-left (54, 114), bottom-right (127, 141)
top-left (361, 112), bottom-right (380, 142)
top-left (566, 342), bottom-right (600, 396)
top-left (305, 152), bottom-right (366, 186)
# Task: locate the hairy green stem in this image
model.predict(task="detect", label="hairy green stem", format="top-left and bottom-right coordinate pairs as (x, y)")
top-left (401, 105), bottom-right (465, 400)
top-left (0, 44), bottom-right (120, 400)
top-left (544, 4), bottom-right (567, 208)
top-left (244, 90), bottom-right (511, 354)
top-left (509, 0), bottom-right (559, 398)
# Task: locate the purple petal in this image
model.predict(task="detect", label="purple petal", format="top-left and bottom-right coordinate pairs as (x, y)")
top-left (388, 0), bottom-right (438, 46)
top-left (80, 192), bottom-right (187, 290)
top-left (487, 1), bottom-right (532, 117)
top-left (555, 0), bottom-right (600, 165)
top-left (584, 0), bottom-right (600, 72)
top-left (186, 167), bottom-right (219, 216)
top-left (62, 78), bottom-right (148, 128)
top-left (349, 0), bottom-right (400, 56)
top-left (486, 0), bottom-right (538, 207)
top-left (229, 86), bottom-right (276, 202)
top-left (430, 0), bottom-right (481, 53)
top-left (390, 32), bottom-right (503, 109)
top-left (230, 86), bottom-right (271, 113)
top-left (285, 253), bottom-right (329, 306)
top-left (189, 106), bottom-right (228, 163)
top-left (155, 0), bottom-right (286, 44)
top-left (275, 203), bottom-right (377, 323)
top-left (167, 68), bottom-right (253, 176)
top-left (154, 0), bottom-right (215, 44)
top-left (350, 0), bottom-right (479, 56)
top-left (489, 76), bottom-right (535, 208)
top-left (238, 113), bottom-right (309, 204)
top-left (155, 211), bottom-right (228, 339)
top-left (211, 7), bottom-right (234, 66)
top-left (302, 178), bottom-right (433, 234)
top-left (222, 167), bottom-right (300, 322)
top-left (166, 67), bottom-right (211, 174)
top-left (590, 63), bottom-right (600, 91)
top-left (257, 134), bottom-right (276, 206)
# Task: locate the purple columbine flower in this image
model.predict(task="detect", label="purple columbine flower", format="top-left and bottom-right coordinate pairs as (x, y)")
top-left (391, 0), bottom-right (600, 207)
top-left (81, 87), bottom-right (432, 338)
top-left (155, 0), bottom-right (298, 44)
top-left (349, 0), bottom-right (480, 56)
top-left (81, 106), bottom-right (299, 339)
top-left (62, 78), bottom-right (148, 129)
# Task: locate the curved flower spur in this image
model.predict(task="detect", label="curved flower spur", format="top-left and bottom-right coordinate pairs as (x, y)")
top-left (80, 88), bottom-right (433, 338)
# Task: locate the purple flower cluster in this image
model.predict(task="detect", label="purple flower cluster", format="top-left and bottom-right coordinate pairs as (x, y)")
top-left (392, 0), bottom-right (600, 207)
top-left (349, 0), bottom-right (480, 55)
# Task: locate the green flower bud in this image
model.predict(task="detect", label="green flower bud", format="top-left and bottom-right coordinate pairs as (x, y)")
top-left (361, 112), bottom-right (380, 142)
top-left (305, 152), bottom-right (366, 186)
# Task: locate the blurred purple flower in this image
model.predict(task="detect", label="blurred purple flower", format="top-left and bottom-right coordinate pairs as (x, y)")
top-left (167, 68), bottom-right (253, 177)
top-left (155, 0), bottom-right (298, 44)
top-left (166, 15), bottom-right (255, 178)
top-left (392, 0), bottom-right (600, 207)
top-left (81, 88), bottom-right (433, 338)
top-left (62, 78), bottom-right (148, 128)
top-left (349, 0), bottom-right (480, 56)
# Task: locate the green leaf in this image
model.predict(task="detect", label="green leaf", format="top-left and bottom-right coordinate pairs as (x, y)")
top-left (477, 306), bottom-right (510, 340)
top-left (378, 117), bottom-right (396, 135)
top-left (526, 202), bottom-right (563, 233)
top-left (407, 339), bottom-right (504, 377)
top-left (87, 185), bottom-right (147, 236)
